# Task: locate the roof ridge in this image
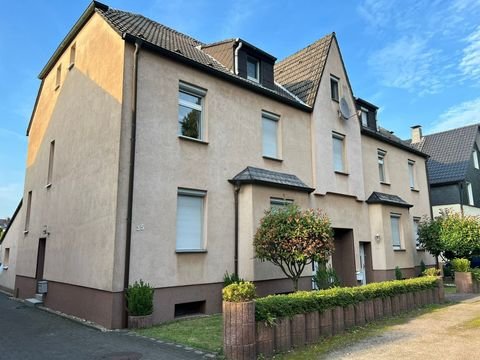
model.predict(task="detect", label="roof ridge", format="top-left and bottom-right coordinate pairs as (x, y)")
top-left (201, 38), bottom-right (237, 48)
top-left (275, 33), bottom-right (334, 66)
top-left (424, 123), bottom-right (480, 138)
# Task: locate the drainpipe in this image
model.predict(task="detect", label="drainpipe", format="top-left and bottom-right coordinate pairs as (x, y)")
top-left (233, 183), bottom-right (241, 275)
top-left (234, 39), bottom-right (243, 75)
top-left (459, 181), bottom-right (464, 216)
top-left (124, 39), bottom-right (142, 325)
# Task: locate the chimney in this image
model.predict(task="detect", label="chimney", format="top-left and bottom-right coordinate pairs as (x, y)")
top-left (411, 125), bottom-right (423, 143)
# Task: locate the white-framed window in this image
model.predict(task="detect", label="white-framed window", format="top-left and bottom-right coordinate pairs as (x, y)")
top-left (361, 108), bottom-right (368, 127)
top-left (473, 149), bottom-right (479, 169)
top-left (178, 82), bottom-right (206, 140)
top-left (390, 214), bottom-right (402, 250)
top-left (47, 140), bottom-right (55, 187)
top-left (262, 111), bottom-right (280, 159)
top-left (413, 217), bottom-right (421, 249)
top-left (330, 75), bottom-right (339, 101)
top-left (408, 160), bottom-right (415, 189)
top-left (2, 248), bottom-right (9, 270)
top-left (247, 56), bottom-right (260, 82)
top-left (378, 150), bottom-right (386, 182)
top-left (270, 197), bottom-right (293, 211)
top-left (332, 132), bottom-right (345, 172)
top-left (176, 188), bottom-right (206, 251)
top-left (24, 191), bottom-right (32, 233)
top-left (467, 182), bottom-right (474, 206)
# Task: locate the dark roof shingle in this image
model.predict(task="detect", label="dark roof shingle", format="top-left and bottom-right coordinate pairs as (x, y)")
top-left (229, 167), bottom-right (314, 193)
top-left (414, 124), bottom-right (479, 185)
top-left (366, 192), bottom-right (413, 208)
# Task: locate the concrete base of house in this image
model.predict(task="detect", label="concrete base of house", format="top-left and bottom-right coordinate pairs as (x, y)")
top-left (370, 267), bottom-right (417, 283)
top-left (14, 275), bottom-right (312, 329)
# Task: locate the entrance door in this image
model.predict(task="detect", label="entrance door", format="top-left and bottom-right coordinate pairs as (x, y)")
top-left (36, 238), bottom-right (46, 280)
top-left (359, 243), bottom-right (367, 285)
top-left (331, 229), bottom-right (356, 286)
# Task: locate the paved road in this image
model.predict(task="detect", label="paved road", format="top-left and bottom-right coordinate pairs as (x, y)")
top-left (0, 293), bottom-right (212, 360)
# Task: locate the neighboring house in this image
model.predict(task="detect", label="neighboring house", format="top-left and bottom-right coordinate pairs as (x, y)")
top-left (14, 1), bottom-right (434, 329)
top-left (0, 218), bottom-right (9, 231)
top-left (0, 201), bottom-right (22, 294)
top-left (411, 124), bottom-right (480, 217)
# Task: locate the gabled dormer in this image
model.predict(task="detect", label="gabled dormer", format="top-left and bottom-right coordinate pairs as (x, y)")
top-left (355, 97), bottom-right (378, 131)
top-left (201, 38), bottom-right (276, 90)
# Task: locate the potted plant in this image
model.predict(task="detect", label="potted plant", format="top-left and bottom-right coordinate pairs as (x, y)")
top-left (452, 258), bottom-right (475, 293)
top-left (125, 280), bottom-right (154, 328)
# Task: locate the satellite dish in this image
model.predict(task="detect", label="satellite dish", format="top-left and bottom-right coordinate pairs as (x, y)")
top-left (339, 97), bottom-right (351, 120)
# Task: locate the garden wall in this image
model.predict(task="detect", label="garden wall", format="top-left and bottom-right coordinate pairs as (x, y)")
top-left (224, 277), bottom-right (444, 359)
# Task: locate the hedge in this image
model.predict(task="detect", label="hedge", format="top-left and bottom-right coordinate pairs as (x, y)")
top-left (255, 276), bottom-right (438, 322)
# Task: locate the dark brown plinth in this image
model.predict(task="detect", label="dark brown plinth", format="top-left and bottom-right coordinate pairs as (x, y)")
top-left (274, 318), bottom-right (291, 353)
top-left (343, 305), bottom-right (355, 330)
top-left (128, 314), bottom-right (152, 329)
top-left (332, 306), bottom-right (344, 335)
top-left (399, 293), bottom-right (407, 313)
top-left (354, 302), bottom-right (366, 326)
top-left (319, 309), bottom-right (333, 337)
top-left (291, 314), bottom-right (306, 347)
top-left (383, 297), bottom-right (392, 317)
top-left (223, 301), bottom-right (256, 360)
top-left (365, 300), bottom-right (375, 322)
top-left (373, 298), bottom-right (384, 319)
top-left (391, 295), bottom-right (401, 315)
top-left (305, 311), bottom-right (320, 344)
top-left (256, 322), bottom-right (274, 358)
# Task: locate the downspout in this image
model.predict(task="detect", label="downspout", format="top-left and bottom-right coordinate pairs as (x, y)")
top-left (234, 39), bottom-right (243, 75)
top-left (424, 159), bottom-right (439, 269)
top-left (124, 39), bottom-right (142, 325)
top-left (459, 181), bottom-right (465, 216)
top-left (233, 183), bottom-right (241, 275)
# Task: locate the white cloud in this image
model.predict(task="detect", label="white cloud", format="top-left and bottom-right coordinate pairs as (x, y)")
top-left (460, 26), bottom-right (480, 82)
top-left (429, 97), bottom-right (480, 133)
top-left (368, 36), bottom-right (443, 95)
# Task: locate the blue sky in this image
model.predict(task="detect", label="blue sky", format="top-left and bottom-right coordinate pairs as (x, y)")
top-left (1, 0), bottom-right (480, 217)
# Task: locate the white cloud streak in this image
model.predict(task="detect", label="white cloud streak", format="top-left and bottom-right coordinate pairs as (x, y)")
top-left (429, 97), bottom-right (480, 133)
top-left (460, 26), bottom-right (480, 83)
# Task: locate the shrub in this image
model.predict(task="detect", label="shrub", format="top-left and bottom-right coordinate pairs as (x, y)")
top-left (255, 277), bottom-right (438, 322)
top-left (313, 262), bottom-right (340, 290)
top-left (451, 258), bottom-right (470, 272)
top-left (395, 266), bottom-right (403, 280)
top-left (471, 268), bottom-right (480, 281)
top-left (439, 212), bottom-right (480, 259)
top-left (222, 281), bottom-right (256, 302)
top-left (420, 260), bottom-right (426, 275)
top-left (223, 271), bottom-right (244, 287)
top-left (423, 268), bottom-right (440, 277)
top-left (125, 280), bottom-right (154, 316)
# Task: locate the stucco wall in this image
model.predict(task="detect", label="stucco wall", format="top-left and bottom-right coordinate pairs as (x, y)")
top-left (0, 209), bottom-right (22, 292)
top-left (17, 13), bottom-right (125, 292)
top-left (127, 48), bottom-right (313, 288)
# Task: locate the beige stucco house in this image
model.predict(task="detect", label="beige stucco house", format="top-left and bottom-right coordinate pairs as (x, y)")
top-left (0, 201), bottom-right (22, 293)
top-left (13, 1), bottom-right (435, 328)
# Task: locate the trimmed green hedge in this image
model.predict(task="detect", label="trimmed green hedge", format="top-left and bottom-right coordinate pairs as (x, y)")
top-left (255, 276), bottom-right (438, 322)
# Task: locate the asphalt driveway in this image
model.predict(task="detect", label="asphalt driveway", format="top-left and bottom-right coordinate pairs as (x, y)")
top-left (0, 293), bottom-right (213, 360)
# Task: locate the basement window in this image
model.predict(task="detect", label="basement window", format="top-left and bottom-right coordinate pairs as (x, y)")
top-left (174, 300), bottom-right (206, 318)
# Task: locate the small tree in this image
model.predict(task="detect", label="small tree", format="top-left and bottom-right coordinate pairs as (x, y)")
top-left (417, 215), bottom-right (443, 268)
top-left (254, 204), bottom-right (334, 291)
top-left (440, 212), bottom-right (480, 259)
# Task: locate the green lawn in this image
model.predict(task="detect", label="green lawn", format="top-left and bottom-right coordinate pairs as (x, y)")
top-left (444, 285), bottom-right (457, 294)
top-left (136, 314), bottom-right (223, 353)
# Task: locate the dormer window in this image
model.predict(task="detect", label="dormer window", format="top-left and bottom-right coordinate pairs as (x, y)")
top-left (247, 56), bottom-right (260, 82)
top-left (361, 108), bottom-right (368, 127)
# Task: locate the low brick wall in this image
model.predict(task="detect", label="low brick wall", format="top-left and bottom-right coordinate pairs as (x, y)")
top-left (223, 281), bottom-right (444, 359)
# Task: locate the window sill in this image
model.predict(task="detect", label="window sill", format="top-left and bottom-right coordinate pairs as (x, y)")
top-left (393, 248), bottom-right (406, 252)
top-left (334, 170), bottom-right (349, 176)
top-left (263, 155), bottom-right (283, 162)
top-left (410, 188), bottom-right (420, 193)
top-left (380, 181), bottom-right (391, 186)
top-left (176, 249), bottom-right (207, 254)
top-left (45, 183), bottom-right (52, 189)
top-left (416, 248), bottom-right (426, 252)
top-left (54, 84), bottom-right (60, 91)
top-left (2, 266), bottom-right (8, 270)
top-left (23, 230), bottom-right (29, 235)
top-left (332, 98), bottom-right (339, 103)
top-left (178, 135), bottom-right (209, 145)
top-left (68, 63), bottom-right (74, 70)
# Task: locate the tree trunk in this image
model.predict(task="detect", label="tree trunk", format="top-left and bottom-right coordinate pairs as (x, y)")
top-left (293, 277), bottom-right (299, 292)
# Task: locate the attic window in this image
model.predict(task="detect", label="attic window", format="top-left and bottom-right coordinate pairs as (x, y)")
top-left (247, 56), bottom-right (260, 82)
top-left (69, 43), bottom-right (76, 69)
top-left (55, 64), bottom-right (62, 90)
top-left (360, 108), bottom-right (368, 127)
top-left (330, 75), bottom-right (339, 101)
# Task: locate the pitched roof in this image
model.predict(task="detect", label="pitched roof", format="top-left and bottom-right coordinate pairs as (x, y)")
top-left (413, 124), bottom-right (479, 185)
top-left (229, 167), bottom-right (314, 193)
top-left (0, 200), bottom-right (22, 244)
top-left (366, 192), bottom-right (413, 208)
top-left (274, 34), bottom-right (334, 107)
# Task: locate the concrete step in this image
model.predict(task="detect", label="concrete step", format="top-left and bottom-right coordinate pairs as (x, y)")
top-left (35, 293), bottom-right (45, 301)
top-left (25, 298), bottom-right (43, 307)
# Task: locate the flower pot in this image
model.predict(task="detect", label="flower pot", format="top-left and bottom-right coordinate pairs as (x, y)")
top-left (223, 301), bottom-right (256, 359)
top-left (455, 272), bottom-right (474, 293)
top-left (128, 314), bottom-right (153, 329)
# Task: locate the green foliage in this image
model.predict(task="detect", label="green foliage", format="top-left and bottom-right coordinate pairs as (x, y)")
top-left (439, 212), bottom-right (480, 259)
top-left (255, 277), bottom-right (438, 322)
top-left (417, 216), bottom-right (443, 257)
top-left (125, 280), bottom-right (154, 316)
top-left (395, 266), bottom-right (403, 280)
top-left (313, 262), bottom-right (340, 289)
top-left (254, 204), bottom-right (334, 291)
top-left (223, 271), bottom-right (244, 287)
top-left (420, 260), bottom-right (426, 275)
top-left (222, 281), bottom-right (256, 302)
top-left (471, 268), bottom-right (480, 281)
top-left (451, 258), bottom-right (470, 272)
top-left (423, 268), bottom-right (440, 277)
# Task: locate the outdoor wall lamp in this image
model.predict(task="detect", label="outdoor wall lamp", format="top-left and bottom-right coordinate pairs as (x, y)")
top-left (375, 234), bottom-right (381, 242)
